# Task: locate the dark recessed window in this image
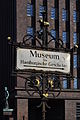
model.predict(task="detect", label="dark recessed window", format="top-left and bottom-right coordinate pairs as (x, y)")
top-left (39, 5), bottom-right (44, 17)
top-left (63, 78), bottom-right (67, 89)
top-left (73, 10), bottom-right (77, 22)
top-left (76, 103), bottom-right (80, 120)
top-left (62, 31), bottom-right (67, 43)
top-left (27, 27), bottom-right (33, 36)
top-left (73, 32), bottom-right (77, 45)
top-left (51, 29), bottom-right (56, 38)
top-left (27, 3), bottom-right (33, 16)
top-left (73, 78), bottom-right (77, 89)
top-left (51, 7), bottom-right (56, 19)
top-left (62, 9), bottom-right (67, 21)
top-left (73, 54), bottom-right (77, 68)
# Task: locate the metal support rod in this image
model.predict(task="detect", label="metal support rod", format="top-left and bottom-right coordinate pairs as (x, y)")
top-left (43, 17), bottom-right (47, 47)
top-left (42, 100), bottom-right (46, 120)
top-left (42, 73), bottom-right (46, 120)
top-left (42, 0), bottom-right (47, 48)
top-left (42, 1), bottom-right (47, 119)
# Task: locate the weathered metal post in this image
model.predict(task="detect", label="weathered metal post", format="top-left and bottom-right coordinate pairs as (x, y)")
top-left (42, 74), bottom-right (46, 120)
top-left (41, 1), bottom-right (48, 119)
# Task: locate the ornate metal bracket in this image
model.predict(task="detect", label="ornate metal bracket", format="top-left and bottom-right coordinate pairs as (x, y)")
top-left (8, 10), bottom-right (73, 120)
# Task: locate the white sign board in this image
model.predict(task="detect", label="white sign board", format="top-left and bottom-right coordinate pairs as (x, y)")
top-left (16, 48), bottom-right (70, 74)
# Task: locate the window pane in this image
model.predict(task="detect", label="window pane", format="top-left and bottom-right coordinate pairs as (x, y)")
top-left (62, 32), bottom-right (67, 43)
top-left (51, 7), bottom-right (55, 19)
top-left (73, 55), bottom-right (77, 68)
top-left (74, 78), bottom-right (77, 89)
top-left (27, 27), bottom-right (33, 35)
top-left (63, 78), bottom-right (67, 89)
top-left (27, 4), bottom-right (33, 16)
top-left (73, 10), bottom-right (77, 22)
top-left (62, 9), bottom-right (67, 21)
top-left (76, 103), bottom-right (80, 120)
top-left (39, 5), bottom-right (44, 17)
top-left (51, 29), bottom-right (56, 38)
top-left (73, 32), bottom-right (77, 45)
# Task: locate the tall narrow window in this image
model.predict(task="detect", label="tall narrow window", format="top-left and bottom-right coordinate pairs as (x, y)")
top-left (51, 7), bottom-right (56, 19)
top-left (62, 31), bottom-right (67, 43)
top-left (63, 78), bottom-right (67, 89)
top-left (62, 9), bottom-right (67, 21)
top-left (73, 54), bottom-right (77, 68)
top-left (76, 103), bottom-right (80, 120)
top-left (73, 78), bottom-right (77, 89)
top-left (51, 29), bottom-right (56, 38)
top-left (73, 32), bottom-right (77, 45)
top-left (73, 10), bottom-right (77, 22)
top-left (39, 5), bottom-right (44, 17)
top-left (27, 27), bottom-right (33, 36)
top-left (27, 3), bottom-right (33, 16)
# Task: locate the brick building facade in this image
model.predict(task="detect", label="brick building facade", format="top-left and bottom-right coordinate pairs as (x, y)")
top-left (2, 0), bottom-right (80, 120)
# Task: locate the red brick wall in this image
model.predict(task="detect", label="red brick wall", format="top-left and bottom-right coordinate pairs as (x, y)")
top-left (17, 99), bottom-right (28, 120)
top-left (65, 100), bottom-right (80, 120)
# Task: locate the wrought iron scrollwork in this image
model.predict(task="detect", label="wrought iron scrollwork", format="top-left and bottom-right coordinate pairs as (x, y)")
top-left (18, 24), bottom-right (64, 49)
top-left (14, 73), bottom-right (62, 98)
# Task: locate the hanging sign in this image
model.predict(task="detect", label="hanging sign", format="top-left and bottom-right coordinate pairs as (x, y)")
top-left (16, 48), bottom-right (70, 74)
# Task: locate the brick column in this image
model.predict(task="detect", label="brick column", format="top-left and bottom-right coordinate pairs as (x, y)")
top-left (16, 0), bottom-right (28, 119)
top-left (65, 100), bottom-right (80, 120)
top-left (17, 99), bottom-right (28, 120)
